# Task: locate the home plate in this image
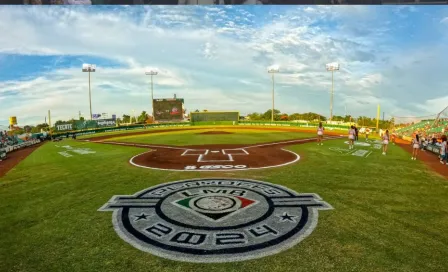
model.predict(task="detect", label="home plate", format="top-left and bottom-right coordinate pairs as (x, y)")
top-left (211, 150), bottom-right (220, 153)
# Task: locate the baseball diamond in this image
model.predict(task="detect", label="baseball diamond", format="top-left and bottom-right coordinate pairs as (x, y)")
top-left (82, 128), bottom-right (342, 171)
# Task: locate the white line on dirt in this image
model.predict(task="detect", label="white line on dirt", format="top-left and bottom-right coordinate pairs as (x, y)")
top-left (96, 135), bottom-right (343, 151)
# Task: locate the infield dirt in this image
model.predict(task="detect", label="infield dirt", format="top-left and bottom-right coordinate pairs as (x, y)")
top-left (0, 143), bottom-right (44, 178)
top-left (83, 127), bottom-right (343, 171)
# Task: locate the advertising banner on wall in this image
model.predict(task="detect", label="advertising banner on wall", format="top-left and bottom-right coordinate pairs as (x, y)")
top-left (55, 123), bottom-right (74, 131)
top-left (55, 119), bottom-right (116, 131)
top-left (96, 119), bottom-right (116, 127)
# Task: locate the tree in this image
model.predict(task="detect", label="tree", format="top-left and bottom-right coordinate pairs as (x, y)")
top-left (288, 113), bottom-right (302, 121)
top-left (262, 109), bottom-right (281, 121)
top-left (122, 114), bottom-right (130, 123)
top-left (79, 116), bottom-right (85, 121)
top-left (130, 116), bottom-right (137, 124)
top-left (195, 109), bottom-right (200, 113)
top-left (138, 111), bottom-right (148, 123)
top-left (247, 112), bottom-right (262, 121)
top-left (31, 123), bottom-right (49, 133)
top-left (343, 115), bottom-right (352, 123)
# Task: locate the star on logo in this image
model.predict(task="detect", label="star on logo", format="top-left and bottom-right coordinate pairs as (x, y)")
top-left (134, 213), bottom-right (150, 222)
top-left (277, 212), bottom-right (297, 223)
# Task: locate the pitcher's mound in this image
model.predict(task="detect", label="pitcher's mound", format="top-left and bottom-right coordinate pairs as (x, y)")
top-left (198, 131), bottom-right (234, 135)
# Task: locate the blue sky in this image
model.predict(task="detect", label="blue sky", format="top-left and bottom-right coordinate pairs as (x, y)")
top-left (1, 5), bottom-right (448, 126)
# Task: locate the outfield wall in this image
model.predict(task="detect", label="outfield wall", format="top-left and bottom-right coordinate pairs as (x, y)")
top-left (52, 120), bottom-right (352, 138)
top-left (191, 121), bottom-right (236, 126)
top-left (52, 123), bottom-right (191, 137)
top-left (190, 112), bottom-right (239, 123)
top-left (239, 121), bottom-right (350, 130)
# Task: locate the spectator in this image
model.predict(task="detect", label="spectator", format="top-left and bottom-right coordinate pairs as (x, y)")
top-left (440, 135), bottom-right (447, 165)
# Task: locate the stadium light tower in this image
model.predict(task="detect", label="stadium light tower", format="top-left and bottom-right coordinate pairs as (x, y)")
top-left (82, 63), bottom-right (96, 120)
top-left (145, 69), bottom-right (158, 122)
top-left (326, 62), bottom-right (340, 121)
top-left (268, 65), bottom-right (280, 122)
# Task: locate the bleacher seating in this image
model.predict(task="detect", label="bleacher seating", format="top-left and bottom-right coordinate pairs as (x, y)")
top-left (396, 119), bottom-right (448, 138)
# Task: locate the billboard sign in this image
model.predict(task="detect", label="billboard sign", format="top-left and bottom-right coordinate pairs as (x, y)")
top-left (9, 116), bottom-right (17, 125)
top-left (153, 98), bottom-right (184, 121)
top-left (55, 123), bottom-right (73, 131)
top-left (97, 119), bottom-right (116, 127)
top-left (92, 114), bottom-right (101, 120)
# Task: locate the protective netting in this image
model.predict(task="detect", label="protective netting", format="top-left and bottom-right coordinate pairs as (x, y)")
top-left (394, 107), bottom-right (448, 138)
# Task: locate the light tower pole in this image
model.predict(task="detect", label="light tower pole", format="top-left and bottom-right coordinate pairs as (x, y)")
top-left (267, 65), bottom-right (280, 122)
top-left (326, 62), bottom-right (340, 121)
top-left (145, 69), bottom-right (158, 122)
top-left (82, 63), bottom-right (96, 120)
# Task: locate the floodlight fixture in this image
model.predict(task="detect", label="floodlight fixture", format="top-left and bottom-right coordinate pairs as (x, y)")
top-left (268, 65), bottom-right (280, 73)
top-left (326, 62), bottom-right (340, 71)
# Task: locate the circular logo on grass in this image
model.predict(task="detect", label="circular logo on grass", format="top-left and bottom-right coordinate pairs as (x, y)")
top-left (99, 178), bottom-right (333, 263)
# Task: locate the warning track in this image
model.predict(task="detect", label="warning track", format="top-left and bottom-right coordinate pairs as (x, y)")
top-left (82, 127), bottom-right (343, 171)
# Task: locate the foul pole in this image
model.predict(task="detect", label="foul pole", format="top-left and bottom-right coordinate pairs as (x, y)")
top-left (376, 104), bottom-right (380, 133)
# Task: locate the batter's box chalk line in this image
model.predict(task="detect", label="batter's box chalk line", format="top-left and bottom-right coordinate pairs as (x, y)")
top-left (222, 148), bottom-right (249, 155)
top-left (181, 149), bottom-right (209, 156)
top-left (197, 153), bottom-right (234, 163)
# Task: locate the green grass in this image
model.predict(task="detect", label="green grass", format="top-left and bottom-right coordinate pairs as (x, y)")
top-left (106, 129), bottom-right (316, 146)
top-left (77, 125), bottom-right (347, 141)
top-left (1, 132), bottom-right (447, 272)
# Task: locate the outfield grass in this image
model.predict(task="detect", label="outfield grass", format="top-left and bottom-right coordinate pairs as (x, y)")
top-left (77, 125), bottom-right (347, 140)
top-left (1, 133), bottom-right (447, 272)
top-left (106, 129), bottom-right (316, 146)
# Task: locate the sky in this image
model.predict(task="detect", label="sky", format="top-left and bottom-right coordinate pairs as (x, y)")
top-left (0, 5), bottom-right (448, 126)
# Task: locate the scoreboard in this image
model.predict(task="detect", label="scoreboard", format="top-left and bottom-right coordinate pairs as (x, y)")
top-left (153, 98), bottom-right (184, 121)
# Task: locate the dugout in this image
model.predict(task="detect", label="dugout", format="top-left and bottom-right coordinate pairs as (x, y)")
top-left (190, 111), bottom-right (239, 126)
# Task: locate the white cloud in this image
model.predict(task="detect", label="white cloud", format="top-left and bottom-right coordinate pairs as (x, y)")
top-left (415, 96), bottom-right (448, 115)
top-left (0, 6), bottom-right (447, 126)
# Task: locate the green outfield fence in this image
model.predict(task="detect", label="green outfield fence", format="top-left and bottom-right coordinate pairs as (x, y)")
top-left (52, 120), bottom-right (354, 138)
top-left (238, 121), bottom-right (351, 130)
top-left (190, 111), bottom-right (239, 124)
top-left (52, 123), bottom-right (191, 137)
top-left (191, 121), bottom-right (236, 126)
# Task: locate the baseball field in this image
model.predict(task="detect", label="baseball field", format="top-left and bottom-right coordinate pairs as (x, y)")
top-left (1, 126), bottom-right (447, 272)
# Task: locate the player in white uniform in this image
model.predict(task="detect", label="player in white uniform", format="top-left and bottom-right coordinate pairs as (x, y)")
top-left (382, 130), bottom-right (390, 155)
top-left (411, 134), bottom-right (420, 160)
top-left (348, 126), bottom-right (355, 149)
top-left (317, 122), bottom-right (325, 146)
